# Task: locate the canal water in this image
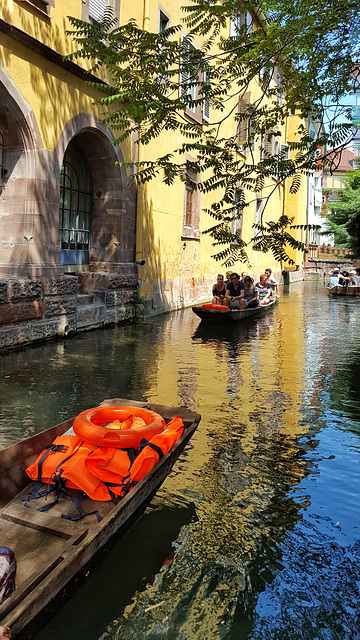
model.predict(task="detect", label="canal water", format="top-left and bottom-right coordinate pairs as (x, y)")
top-left (1, 280), bottom-right (359, 640)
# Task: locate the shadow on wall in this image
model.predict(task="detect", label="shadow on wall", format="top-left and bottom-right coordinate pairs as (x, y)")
top-left (137, 182), bottom-right (212, 315)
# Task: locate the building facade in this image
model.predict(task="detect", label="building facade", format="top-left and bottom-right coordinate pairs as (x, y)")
top-left (0, 0), bottom-right (310, 350)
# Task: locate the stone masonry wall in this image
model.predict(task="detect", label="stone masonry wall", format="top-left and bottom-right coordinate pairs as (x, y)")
top-left (0, 273), bottom-right (139, 351)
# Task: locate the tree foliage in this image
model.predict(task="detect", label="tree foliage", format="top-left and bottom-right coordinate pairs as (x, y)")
top-left (65, 0), bottom-right (359, 264)
top-left (324, 159), bottom-right (360, 255)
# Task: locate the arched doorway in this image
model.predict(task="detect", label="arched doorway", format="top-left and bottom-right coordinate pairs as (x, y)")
top-left (56, 118), bottom-right (137, 272)
top-left (59, 141), bottom-right (92, 265)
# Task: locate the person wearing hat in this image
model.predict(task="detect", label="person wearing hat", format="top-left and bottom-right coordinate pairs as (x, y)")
top-left (328, 268), bottom-right (340, 288)
top-left (349, 270), bottom-right (360, 286)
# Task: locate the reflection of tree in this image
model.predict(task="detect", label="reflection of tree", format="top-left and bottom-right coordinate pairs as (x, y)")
top-left (105, 412), bottom-right (313, 639)
top-left (0, 320), bottom-right (165, 448)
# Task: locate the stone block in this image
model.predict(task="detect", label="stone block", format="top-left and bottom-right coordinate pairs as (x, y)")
top-left (0, 323), bottom-right (30, 349)
top-left (8, 278), bottom-right (41, 301)
top-left (104, 308), bottom-right (116, 325)
top-left (43, 275), bottom-right (78, 296)
top-left (0, 280), bottom-right (7, 303)
top-left (122, 290), bottom-right (137, 305)
top-left (108, 273), bottom-right (138, 289)
top-left (105, 290), bottom-right (123, 307)
top-left (76, 304), bottom-right (105, 329)
top-left (29, 315), bottom-right (77, 342)
top-left (0, 300), bottom-right (43, 325)
top-left (79, 272), bottom-right (138, 293)
top-left (43, 296), bottom-right (77, 318)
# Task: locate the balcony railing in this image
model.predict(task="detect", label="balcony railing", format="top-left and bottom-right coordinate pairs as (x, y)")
top-left (307, 244), bottom-right (353, 260)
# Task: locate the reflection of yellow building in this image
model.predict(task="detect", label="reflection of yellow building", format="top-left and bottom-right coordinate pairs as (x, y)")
top-left (0, 1), bottom-right (309, 351)
top-left (105, 296), bottom-right (310, 638)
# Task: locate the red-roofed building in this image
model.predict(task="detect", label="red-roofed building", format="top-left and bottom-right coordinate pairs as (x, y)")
top-left (322, 148), bottom-right (357, 206)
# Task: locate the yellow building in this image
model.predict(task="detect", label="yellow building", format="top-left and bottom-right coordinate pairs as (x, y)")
top-left (0, 0), bottom-right (309, 348)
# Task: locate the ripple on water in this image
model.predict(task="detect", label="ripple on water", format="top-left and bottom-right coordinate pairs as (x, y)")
top-left (0, 281), bottom-right (359, 640)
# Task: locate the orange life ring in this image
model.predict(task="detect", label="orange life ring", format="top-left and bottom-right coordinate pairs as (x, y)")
top-left (202, 303), bottom-right (230, 311)
top-left (72, 405), bottom-right (166, 449)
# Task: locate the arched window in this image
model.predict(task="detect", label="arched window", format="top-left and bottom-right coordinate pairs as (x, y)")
top-left (59, 143), bottom-right (92, 265)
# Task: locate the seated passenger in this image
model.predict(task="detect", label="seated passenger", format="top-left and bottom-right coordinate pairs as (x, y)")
top-left (243, 276), bottom-right (259, 307)
top-left (256, 274), bottom-right (273, 305)
top-left (212, 274), bottom-right (227, 305)
top-left (349, 270), bottom-right (359, 285)
top-left (339, 271), bottom-right (350, 285)
top-left (225, 271), bottom-right (233, 285)
top-left (264, 268), bottom-right (280, 299)
top-left (225, 273), bottom-right (245, 309)
top-left (328, 267), bottom-right (340, 287)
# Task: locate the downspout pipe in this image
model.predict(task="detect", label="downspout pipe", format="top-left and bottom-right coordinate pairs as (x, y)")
top-left (135, 0), bottom-right (151, 263)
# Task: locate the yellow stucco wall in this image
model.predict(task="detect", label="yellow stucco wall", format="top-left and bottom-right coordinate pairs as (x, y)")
top-left (0, 1), bottom-right (132, 161)
top-left (0, 0), bottom-right (309, 307)
top-left (131, 0), bottom-right (296, 303)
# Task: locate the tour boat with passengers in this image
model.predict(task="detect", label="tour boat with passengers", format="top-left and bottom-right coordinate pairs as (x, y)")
top-left (192, 298), bottom-right (277, 322)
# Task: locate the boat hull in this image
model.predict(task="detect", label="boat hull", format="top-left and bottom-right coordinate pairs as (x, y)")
top-left (192, 299), bottom-right (277, 322)
top-left (328, 285), bottom-right (360, 297)
top-left (0, 399), bottom-right (200, 640)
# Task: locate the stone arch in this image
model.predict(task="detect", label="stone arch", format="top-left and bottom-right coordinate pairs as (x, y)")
top-left (0, 69), bottom-right (46, 275)
top-left (54, 114), bottom-right (136, 271)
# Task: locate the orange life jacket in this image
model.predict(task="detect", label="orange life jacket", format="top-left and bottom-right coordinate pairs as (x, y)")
top-left (26, 435), bottom-right (134, 501)
top-left (25, 416), bottom-right (184, 519)
top-left (130, 416), bottom-right (184, 483)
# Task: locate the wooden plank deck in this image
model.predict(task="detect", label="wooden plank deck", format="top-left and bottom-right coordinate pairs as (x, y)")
top-left (0, 399), bottom-right (200, 639)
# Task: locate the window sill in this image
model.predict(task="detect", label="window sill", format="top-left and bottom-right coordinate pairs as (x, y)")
top-left (184, 107), bottom-right (206, 126)
top-left (16, 0), bottom-right (54, 16)
top-left (182, 230), bottom-right (200, 241)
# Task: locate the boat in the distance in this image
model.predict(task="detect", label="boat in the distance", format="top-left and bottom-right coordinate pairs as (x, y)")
top-left (0, 398), bottom-right (200, 640)
top-left (192, 298), bottom-right (277, 322)
top-left (328, 285), bottom-right (360, 297)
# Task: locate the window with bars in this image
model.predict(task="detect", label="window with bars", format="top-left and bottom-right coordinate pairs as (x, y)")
top-left (58, 145), bottom-right (92, 265)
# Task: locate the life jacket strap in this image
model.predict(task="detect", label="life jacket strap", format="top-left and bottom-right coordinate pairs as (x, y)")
top-left (61, 486), bottom-right (102, 523)
top-left (139, 438), bottom-right (164, 459)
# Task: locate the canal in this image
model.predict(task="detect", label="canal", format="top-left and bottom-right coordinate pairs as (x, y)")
top-left (1, 280), bottom-right (359, 639)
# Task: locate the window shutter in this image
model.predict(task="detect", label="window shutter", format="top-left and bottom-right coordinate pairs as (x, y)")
top-left (89, 0), bottom-right (107, 23)
top-left (202, 65), bottom-right (210, 122)
top-left (264, 129), bottom-right (275, 157)
top-left (232, 187), bottom-right (244, 235)
top-left (237, 92), bottom-right (251, 147)
top-left (280, 143), bottom-right (289, 161)
top-left (180, 33), bottom-right (190, 100)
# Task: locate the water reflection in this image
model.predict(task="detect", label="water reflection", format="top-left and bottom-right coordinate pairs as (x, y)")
top-left (0, 282), bottom-right (359, 639)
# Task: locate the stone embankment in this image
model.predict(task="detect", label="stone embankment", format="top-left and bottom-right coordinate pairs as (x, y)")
top-left (0, 273), bottom-right (140, 351)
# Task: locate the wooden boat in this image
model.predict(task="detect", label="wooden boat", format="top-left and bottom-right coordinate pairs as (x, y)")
top-left (327, 285), bottom-right (360, 297)
top-left (192, 298), bottom-right (277, 322)
top-left (0, 398), bottom-right (200, 640)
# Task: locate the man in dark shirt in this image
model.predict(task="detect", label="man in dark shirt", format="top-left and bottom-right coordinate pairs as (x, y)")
top-left (225, 273), bottom-right (245, 309)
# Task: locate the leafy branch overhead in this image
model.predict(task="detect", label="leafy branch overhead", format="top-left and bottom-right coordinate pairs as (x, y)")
top-left (66, 0), bottom-right (357, 263)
